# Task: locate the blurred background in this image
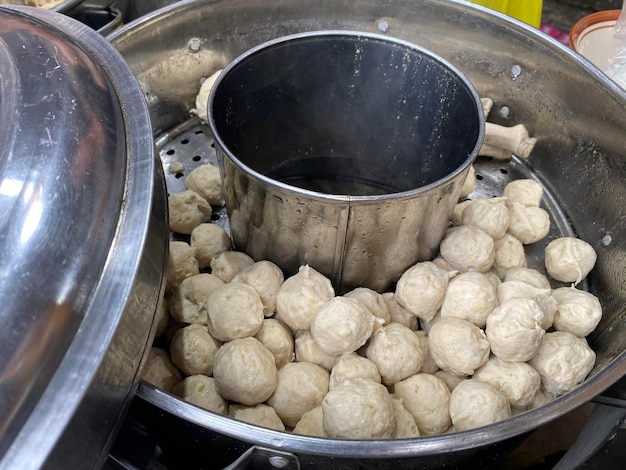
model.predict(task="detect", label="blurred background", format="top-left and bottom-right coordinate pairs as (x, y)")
top-left (543, 0), bottom-right (621, 39)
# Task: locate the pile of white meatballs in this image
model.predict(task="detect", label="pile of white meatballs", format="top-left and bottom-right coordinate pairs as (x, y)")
top-left (145, 157), bottom-right (601, 439)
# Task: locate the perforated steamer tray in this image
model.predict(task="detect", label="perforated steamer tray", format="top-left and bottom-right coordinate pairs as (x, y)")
top-left (157, 118), bottom-right (230, 235)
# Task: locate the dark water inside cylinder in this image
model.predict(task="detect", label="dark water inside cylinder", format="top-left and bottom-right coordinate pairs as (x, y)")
top-left (265, 156), bottom-right (397, 196)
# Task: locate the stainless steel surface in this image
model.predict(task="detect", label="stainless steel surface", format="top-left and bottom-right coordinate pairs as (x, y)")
top-left (0, 6), bottom-right (167, 469)
top-left (127, 0), bottom-right (179, 19)
top-left (209, 31), bottom-right (483, 292)
top-left (65, 1), bottom-right (123, 35)
top-left (109, 0), bottom-right (626, 466)
top-left (0, 0), bottom-right (84, 11)
top-left (50, 0), bottom-right (81, 11)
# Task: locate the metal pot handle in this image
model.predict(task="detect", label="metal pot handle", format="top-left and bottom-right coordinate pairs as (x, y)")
top-left (223, 446), bottom-right (300, 470)
top-left (553, 375), bottom-right (626, 468)
top-left (553, 404), bottom-right (626, 469)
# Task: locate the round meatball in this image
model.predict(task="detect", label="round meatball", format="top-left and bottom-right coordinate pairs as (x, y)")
top-left (473, 356), bottom-right (541, 407)
top-left (551, 287), bottom-right (602, 337)
top-left (395, 261), bottom-right (449, 321)
top-left (449, 379), bottom-right (511, 431)
top-left (329, 352), bottom-right (381, 389)
top-left (167, 241), bottom-right (199, 291)
top-left (293, 406), bottom-right (325, 437)
top-left (440, 272), bottom-right (498, 328)
top-left (483, 270), bottom-right (502, 291)
top-left (392, 398), bottom-right (421, 438)
top-left (545, 237), bottom-right (597, 285)
top-left (169, 273), bottom-right (224, 325)
top-left (311, 297), bottom-right (375, 356)
top-left (142, 347), bottom-right (182, 393)
top-left (504, 267), bottom-right (551, 289)
top-left (486, 298), bottom-right (545, 362)
top-left (431, 256), bottom-right (460, 276)
top-left (492, 233), bottom-right (527, 277)
top-left (366, 323), bottom-right (424, 385)
top-left (173, 375), bottom-right (228, 415)
top-left (194, 69), bottom-right (222, 122)
top-left (428, 317), bottom-right (490, 377)
top-left (170, 323), bottom-right (221, 376)
top-left (213, 337), bottom-right (277, 405)
top-left (206, 283), bottom-right (264, 341)
top-left (233, 260), bottom-right (284, 317)
top-left (276, 265), bottom-right (335, 331)
top-left (506, 202), bottom-right (550, 245)
top-left (294, 330), bottom-right (337, 371)
top-left (185, 163), bottom-right (224, 206)
top-left (434, 370), bottom-right (464, 392)
top-left (382, 292), bottom-right (418, 330)
top-left (190, 223), bottom-right (232, 269)
top-left (440, 225), bottom-right (495, 273)
top-left (450, 200), bottom-right (473, 226)
top-left (231, 404), bottom-right (285, 431)
top-left (513, 387), bottom-right (555, 414)
top-left (528, 331), bottom-right (596, 396)
top-left (503, 179), bottom-right (543, 207)
top-left (255, 318), bottom-right (294, 369)
top-left (415, 331), bottom-right (439, 374)
top-left (344, 287), bottom-right (391, 328)
top-left (394, 373), bottom-right (452, 435)
top-left (267, 362), bottom-right (329, 427)
top-left (322, 380), bottom-right (396, 439)
top-left (209, 250), bottom-right (255, 283)
top-left (497, 281), bottom-right (557, 330)
top-left (169, 189), bottom-right (212, 235)
top-left (461, 198), bottom-right (510, 240)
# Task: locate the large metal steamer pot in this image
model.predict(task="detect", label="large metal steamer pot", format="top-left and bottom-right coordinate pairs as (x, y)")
top-left (0, 6), bottom-right (168, 469)
top-left (110, 0), bottom-right (626, 467)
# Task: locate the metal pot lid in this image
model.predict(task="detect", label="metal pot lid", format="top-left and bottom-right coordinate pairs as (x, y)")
top-left (0, 6), bottom-right (166, 468)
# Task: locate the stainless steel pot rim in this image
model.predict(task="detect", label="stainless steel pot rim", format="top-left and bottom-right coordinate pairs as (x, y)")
top-left (139, 351), bottom-right (626, 457)
top-left (207, 29), bottom-right (485, 203)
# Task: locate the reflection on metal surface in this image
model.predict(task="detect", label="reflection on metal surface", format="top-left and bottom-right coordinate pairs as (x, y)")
top-left (0, 5), bottom-right (166, 469)
top-left (0, 10), bottom-right (126, 457)
top-left (210, 31), bottom-right (484, 292)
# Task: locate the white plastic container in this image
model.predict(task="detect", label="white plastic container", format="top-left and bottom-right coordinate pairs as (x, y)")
top-left (569, 10), bottom-right (621, 72)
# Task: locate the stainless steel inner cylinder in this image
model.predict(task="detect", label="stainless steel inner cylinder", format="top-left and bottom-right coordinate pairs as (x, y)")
top-left (209, 30), bottom-right (484, 292)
